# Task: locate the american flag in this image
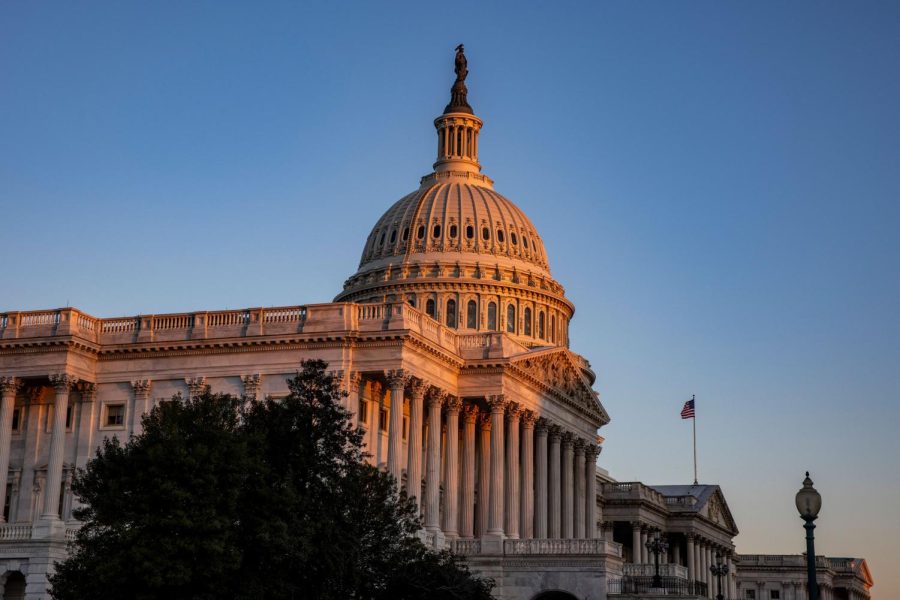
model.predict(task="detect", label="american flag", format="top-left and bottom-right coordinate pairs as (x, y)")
top-left (680, 398), bottom-right (695, 419)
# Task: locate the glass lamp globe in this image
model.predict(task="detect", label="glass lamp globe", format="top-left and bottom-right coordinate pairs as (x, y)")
top-left (795, 471), bottom-right (822, 520)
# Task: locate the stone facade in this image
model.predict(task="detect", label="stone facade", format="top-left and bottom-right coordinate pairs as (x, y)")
top-left (734, 554), bottom-right (873, 600)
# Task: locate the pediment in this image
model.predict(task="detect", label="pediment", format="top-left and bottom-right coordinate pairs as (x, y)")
top-left (509, 348), bottom-right (610, 426)
top-left (703, 487), bottom-right (739, 534)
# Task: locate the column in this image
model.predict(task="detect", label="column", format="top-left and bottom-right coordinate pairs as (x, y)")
top-left (185, 377), bottom-right (206, 400)
top-left (687, 533), bottom-right (696, 579)
top-left (130, 379), bottom-right (152, 436)
top-left (240, 373), bottom-right (261, 403)
top-left (442, 396), bottom-right (461, 538)
top-left (533, 418), bottom-right (549, 538)
top-left (573, 438), bottom-right (586, 538)
top-left (460, 404), bottom-right (478, 538)
top-left (406, 379), bottom-right (426, 505)
top-left (0, 377), bottom-right (22, 523)
top-left (585, 444), bottom-right (599, 538)
top-left (561, 433), bottom-right (575, 538)
top-left (43, 374), bottom-right (76, 520)
top-left (640, 526), bottom-right (649, 563)
top-left (631, 522), bottom-right (642, 564)
top-left (519, 410), bottom-right (535, 539)
top-left (673, 541), bottom-right (681, 566)
top-left (504, 402), bottom-right (521, 539)
top-left (385, 370), bottom-right (407, 488)
top-left (486, 394), bottom-right (506, 538)
top-left (548, 424), bottom-right (562, 538)
top-left (476, 412), bottom-right (491, 537)
top-left (424, 388), bottom-right (444, 532)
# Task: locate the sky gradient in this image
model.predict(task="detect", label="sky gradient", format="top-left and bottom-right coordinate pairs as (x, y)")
top-left (2, 2), bottom-right (898, 596)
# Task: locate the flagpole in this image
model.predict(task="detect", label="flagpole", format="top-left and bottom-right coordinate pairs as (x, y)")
top-left (692, 394), bottom-right (698, 485)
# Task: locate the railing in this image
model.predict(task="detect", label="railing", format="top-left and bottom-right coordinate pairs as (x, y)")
top-left (601, 482), bottom-right (668, 508)
top-left (207, 310), bottom-right (249, 327)
top-left (101, 318), bottom-right (138, 333)
top-left (624, 563), bottom-right (689, 579)
top-left (153, 314), bottom-right (194, 330)
top-left (0, 524), bottom-right (33, 541)
top-left (20, 311), bottom-right (60, 326)
top-left (504, 538), bottom-right (619, 556)
top-left (451, 539), bottom-right (481, 556)
top-left (264, 306), bottom-right (306, 323)
top-left (608, 576), bottom-right (707, 596)
top-left (65, 528), bottom-right (78, 542)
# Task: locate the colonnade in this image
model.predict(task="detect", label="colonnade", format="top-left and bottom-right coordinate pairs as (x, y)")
top-left (353, 370), bottom-right (601, 541)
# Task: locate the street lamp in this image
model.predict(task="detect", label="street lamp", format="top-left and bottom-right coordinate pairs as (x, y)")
top-left (709, 552), bottom-right (729, 600)
top-left (645, 532), bottom-right (669, 588)
top-left (795, 471), bottom-right (822, 600)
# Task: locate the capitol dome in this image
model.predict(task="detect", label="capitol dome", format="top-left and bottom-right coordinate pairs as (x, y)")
top-left (335, 47), bottom-right (573, 347)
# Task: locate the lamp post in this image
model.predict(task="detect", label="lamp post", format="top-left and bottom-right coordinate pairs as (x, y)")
top-left (709, 551), bottom-right (729, 600)
top-left (795, 471), bottom-right (822, 600)
top-left (645, 532), bottom-right (669, 588)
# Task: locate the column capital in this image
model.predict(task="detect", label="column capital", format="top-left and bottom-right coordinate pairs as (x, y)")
top-left (505, 401), bottom-right (521, 420)
top-left (132, 379), bottom-right (153, 395)
top-left (686, 532), bottom-right (697, 541)
top-left (49, 373), bottom-right (78, 392)
top-left (585, 444), bottom-right (600, 460)
top-left (574, 437), bottom-right (586, 452)
top-left (462, 403), bottom-right (479, 424)
top-left (444, 395), bottom-right (462, 413)
top-left (630, 520), bottom-right (642, 530)
top-left (385, 369), bottom-right (408, 390)
top-left (535, 416), bottom-right (549, 434)
top-left (0, 377), bottom-right (22, 396)
top-left (486, 394), bottom-right (507, 412)
top-left (185, 377), bottom-right (207, 398)
top-left (408, 377), bottom-right (427, 399)
top-left (240, 374), bottom-right (261, 400)
top-left (478, 411), bottom-right (492, 430)
top-left (426, 386), bottom-right (447, 407)
top-left (370, 380), bottom-right (384, 397)
top-left (548, 423), bottom-right (562, 440)
top-left (77, 381), bottom-right (97, 401)
top-left (24, 387), bottom-right (42, 405)
top-left (561, 431), bottom-right (575, 447)
top-left (520, 409), bottom-right (536, 427)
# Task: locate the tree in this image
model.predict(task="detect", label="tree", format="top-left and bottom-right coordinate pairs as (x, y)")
top-left (50, 360), bottom-right (494, 600)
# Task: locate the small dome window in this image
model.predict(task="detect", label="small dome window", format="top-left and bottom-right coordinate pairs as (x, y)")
top-left (482, 227), bottom-right (490, 241)
top-left (417, 225), bottom-right (425, 240)
top-left (433, 224), bottom-right (441, 238)
top-left (426, 299), bottom-right (436, 318)
top-left (389, 230), bottom-right (397, 244)
top-left (497, 230), bottom-right (505, 243)
top-left (402, 227), bottom-right (409, 241)
top-left (449, 224), bottom-right (458, 238)
top-left (511, 232), bottom-right (518, 245)
top-left (523, 236), bottom-right (529, 249)
top-left (379, 232), bottom-right (386, 246)
top-left (466, 225), bottom-right (474, 239)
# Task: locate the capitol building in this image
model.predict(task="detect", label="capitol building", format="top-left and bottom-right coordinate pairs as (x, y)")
top-left (0, 49), bottom-right (873, 600)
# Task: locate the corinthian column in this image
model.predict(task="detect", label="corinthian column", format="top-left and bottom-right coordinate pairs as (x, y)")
top-left (534, 418), bottom-right (549, 538)
top-left (0, 377), bottom-right (22, 523)
top-left (686, 533), bottom-right (696, 579)
top-left (585, 444), bottom-right (600, 538)
top-left (561, 432), bottom-right (575, 538)
top-left (241, 373), bottom-right (262, 402)
top-left (548, 424), bottom-right (562, 538)
top-left (442, 396), bottom-right (461, 538)
top-left (405, 378), bottom-right (426, 506)
top-left (504, 402), bottom-right (521, 539)
top-left (424, 388), bottom-right (444, 532)
top-left (44, 374), bottom-right (77, 520)
top-left (520, 410), bottom-right (536, 539)
top-left (385, 370), bottom-right (407, 489)
top-left (131, 379), bottom-right (152, 436)
top-left (476, 412), bottom-right (491, 537)
top-left (573, 438), bottom-right (586, 538)
top-left (460, 404), bottom-right (478, 538)
top-left (486, 394), bottom-right (507, 538)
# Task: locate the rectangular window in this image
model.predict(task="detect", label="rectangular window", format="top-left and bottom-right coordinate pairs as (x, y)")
top-left (11, 408), bottom-right (20, 432)
top-left (402, 416), bottom-right (409, 441)
top-left (379, 408), bottom-right (389, 432)
top-left (3, 482), bottom-right (10, 522)
top-left (45, 405), bottom-right (75, 432)
top-left (65, 405), bottom-right (73, 429)
top-left (746, 591), bottom-right (756, 600)
top-left (358, 398), bottom-right (369, 425)
top-left (770, 592), bottom-right (780, 600)
top-left (105, 404), bottom-right (125, 427)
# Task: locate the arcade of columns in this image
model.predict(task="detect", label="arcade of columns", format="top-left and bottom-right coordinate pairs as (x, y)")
top-left (354, 369), bottom-right (601, 541)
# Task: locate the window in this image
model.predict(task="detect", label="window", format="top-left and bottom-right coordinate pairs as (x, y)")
top-left (523, 236), bottom-right (529, 249)
top-left (506, 304), bottom-right (516, 333)
top-left (3, 482), bottom-right (10, 522)
top-left (482, 227), bottom-right (490, 241)
top-left (433, 224), bottom-right (441, 238)
top-left (745, 591), bottom-right (756, 600)
top-left (407, 294), bottom-right (416, 307)
top-left (466, 225), bottom-right (474, 239)
top-left (402, 227), bottom-right (409, 241)
top-left (538, 311), bottom-right (546, 340)
top-left (770, 592), bottom-right (780, 600)
top-left (46, 405), bottom-right (74, 432)
top-left (389, 229), bottom-right (397, 244)
top-left (446, 299), bottom-right (457, 328)
top-left (551, 314), bottom-right (556, 343)
top-left (487, 302), bottom-right (497, 331)
top-left (449, 224), bottom-right (458, 238)
top-left (379, 231), bottom-right (385, 246)
top-left (403, 416), bottom-right (409, 441)
top-left (497, 229), bottom-right (505, 243)
top-left (358, 398), bottom-right (369, 425)
top-left (379, 408), bottom-right (389, 432)
top-left (105, 404), bottom-right (125, 427)
top-left (11, 408), bottom-right (21, 432)
top-left (466, 300), bottom-right (478, 329)
top-left (426, 299), bottom-right (436, 319)
top-left (511, 232), bottom-right (518, 245)
top-left (524, 307), bottom-right (532, 336)
top-left (417, 225), bottom-right (425, 240)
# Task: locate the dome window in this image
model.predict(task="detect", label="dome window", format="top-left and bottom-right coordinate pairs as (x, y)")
top-left (524, 307), bottom-right (532, 336)
top-left (511, 232), bottom-right (518, 245)
top-left (449, 224), bottom-right (458, 238)
top-left (433, 224), bottom-right (441, 238)
top-left (379, 232), bottom-right (386, 246)
top-left (523, 236), bottom-right (529, 249)
top-left (487, 302), bottom-right (498, 331)
top-left (482, 227), bottom-right (490, 241)
top-left (402, 227), bottom-right (409, 241)
top-left (506, 304), bottom-right (516, 333)
top-left (538, 311), bottom-right (546, 340)
top-left (417, 225), bottom-right (425, 240)
top-left (466, 225), bottom-right (474, 239)
top-left (389, 230), bottom-right (397, 244)
top-left (426, 299), bottom-right (436, 319)
top-left (497, 230), bottom-right (505, 243)
top-left (466, 300), bottom-right (477, 329)
top-left (446, 299), bottom-right (457, 328)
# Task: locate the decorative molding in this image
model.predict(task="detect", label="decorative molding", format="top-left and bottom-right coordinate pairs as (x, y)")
top-left (77, 381), bottom-right (97, 402)
top-left (185, 377), bottom-right (207, 399)
top-left (240, 374), bottom-right (261, 401)
top-left (131, 379), bottom-right (152, 396)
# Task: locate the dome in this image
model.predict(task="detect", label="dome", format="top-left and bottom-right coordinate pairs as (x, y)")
top-left (335, 47), bottom-right (573, 347)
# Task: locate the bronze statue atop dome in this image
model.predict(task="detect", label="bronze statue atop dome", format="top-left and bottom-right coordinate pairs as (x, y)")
top-left (444, 44), bottom-right (473, 114)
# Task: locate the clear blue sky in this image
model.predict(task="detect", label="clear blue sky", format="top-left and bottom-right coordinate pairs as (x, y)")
top-left (2, 1), bottom-right (898, 595)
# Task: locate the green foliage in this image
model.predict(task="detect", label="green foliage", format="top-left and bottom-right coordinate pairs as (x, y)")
top-left (50, 360), bottom-right (494, 600)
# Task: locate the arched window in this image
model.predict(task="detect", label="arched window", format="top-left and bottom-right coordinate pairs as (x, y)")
top-left (449, 224), bottom-right (458, 238)
top-left (407, 294), bottom-right (416, 308)
top-left (482, 227), bottom-right (490, 241)
top-left (538, 311), bottom-right (545, 340)
top-left (426, 299), bottom-right (436, 319)
top-left (389, 230), bottom-right (397, 244)
top-left (466, 300), bottom-right (477, 329)
top-left (379, 231), bottom-right (386, 246)
top-left (433, 224), bottom-right (441, 238)
top-left (524, 307), bottom-right (532, 336)
top-left (511, 232), bottom-right (518, 245)
top-left (550, 314), bottom-right (556, 343)
top-left (417, 225), bottom-right (425, 240)
top-left (446, 299), bottom-right (457, 328)
top-left (466, 225), bottom-right (474, 239)
top-left (506, 304), bottom-right (516, 333)
top-left (523, 236), bottom-right (529, 249)
top-left (402, 227), bottom-right (409, 241)
top-left (487, 302), bottom-right (497, 331)
top-left (497, 230), bottom-right (505, 243)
